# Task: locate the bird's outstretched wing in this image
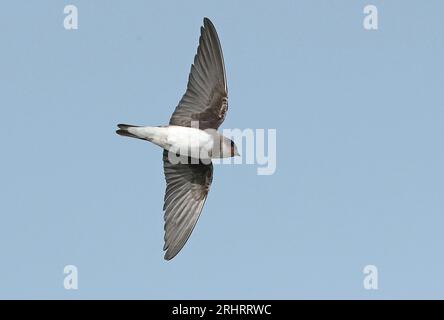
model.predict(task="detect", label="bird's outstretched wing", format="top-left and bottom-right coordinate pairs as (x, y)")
top-left (169, 18), bottom-right (228, 130)
top-left (162, 150), bottom-right (213, 260)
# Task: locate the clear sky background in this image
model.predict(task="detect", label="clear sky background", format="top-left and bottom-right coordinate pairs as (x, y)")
top-left (1, 0), bottom-right (443, 299)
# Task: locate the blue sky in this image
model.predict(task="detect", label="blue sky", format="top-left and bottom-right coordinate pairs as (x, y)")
top-left (0, 0), bottom-right (443, 299)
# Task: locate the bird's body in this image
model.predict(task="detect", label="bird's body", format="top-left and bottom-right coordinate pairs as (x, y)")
top-left (119, 125), bottom-right (234, 160)
top-left (116, 18), bottom-right (238, 260)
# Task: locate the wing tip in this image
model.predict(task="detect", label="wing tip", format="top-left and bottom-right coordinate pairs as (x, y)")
top-left (163, 249), bottom-right (178, 261)
top-left (203, 17), bottom-right (215, 30)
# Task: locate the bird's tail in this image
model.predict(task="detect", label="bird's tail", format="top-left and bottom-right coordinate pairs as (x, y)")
top-left (116, 124), bottom-right (144, 140)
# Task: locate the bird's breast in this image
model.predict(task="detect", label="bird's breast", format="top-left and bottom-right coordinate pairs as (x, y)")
top-left (166, 126), bottom-right (214, 159)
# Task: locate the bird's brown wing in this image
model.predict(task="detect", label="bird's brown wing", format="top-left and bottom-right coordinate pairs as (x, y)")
top-left (162, 150), bottom-right (213, 260)
top-left (169, 18), bottom-right (228, 130)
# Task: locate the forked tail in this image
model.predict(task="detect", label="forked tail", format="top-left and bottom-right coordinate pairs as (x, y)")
top-left (116, 124), bottom-right (143, 140)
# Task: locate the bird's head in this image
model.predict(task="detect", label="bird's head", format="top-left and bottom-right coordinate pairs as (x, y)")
top-left (218, 135), bottom-right (240, 158)
top-left (230, 140), bottom-right (240, 157)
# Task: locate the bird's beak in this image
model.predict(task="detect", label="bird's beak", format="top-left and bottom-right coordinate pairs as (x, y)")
top-left (235, 150), bottom-right (241, 157)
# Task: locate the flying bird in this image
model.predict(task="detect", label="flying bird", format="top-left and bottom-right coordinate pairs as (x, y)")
top-left (116, 18), bottom-right (239, 260)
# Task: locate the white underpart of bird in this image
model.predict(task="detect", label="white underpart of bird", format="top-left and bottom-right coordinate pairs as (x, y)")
top-left (125, 126), bottom-right (235, 159)
top-left (116, 17), bottom-right (239, 260)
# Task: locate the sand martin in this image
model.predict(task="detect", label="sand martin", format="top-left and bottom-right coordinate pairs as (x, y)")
top-left (116, 18), bottom-right (238, 260)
